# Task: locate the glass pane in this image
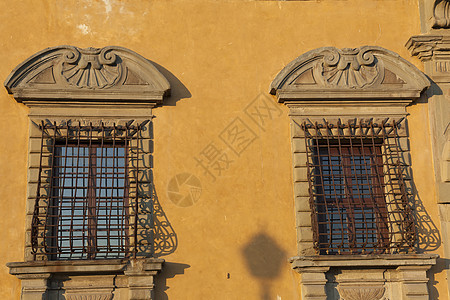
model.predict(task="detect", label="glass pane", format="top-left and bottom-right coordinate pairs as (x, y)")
top-left (54, 144), bottom-right (128, 259)
top-left (350, 155), bottom-right (374, 199)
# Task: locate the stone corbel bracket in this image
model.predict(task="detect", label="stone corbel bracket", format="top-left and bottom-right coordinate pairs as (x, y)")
top-left (4, 46), bottom-right (170, 106)
top-left (270, 46), bottom-right (429, 103)
top-left (407, 35), bottom-right (450, 82)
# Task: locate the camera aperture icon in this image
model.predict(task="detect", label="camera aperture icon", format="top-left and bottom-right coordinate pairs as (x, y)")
top-left (167, 173), bottom-right (202, 207)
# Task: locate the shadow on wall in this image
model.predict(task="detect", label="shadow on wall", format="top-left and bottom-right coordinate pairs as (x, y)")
top-left (137, 186), bottom-right (178, 257)
top-left (135, 122), bottom-right (178, 257)
top-left (404, 92), bottom-right (442, 253)
top-left (133, 122), bottom-right (185, 299)
top-left (242, 231), bottom-right (287, 300)
top-left (147, 60), bottom-right (192, 107)
top-left (154, 262), bottom-right (191, 300)
top-left (152, 188), bottom-right (178, 257)
top-left (428, 257), bottom-right (450, 300)
top-left (412, 178), bottom-right (441, 253)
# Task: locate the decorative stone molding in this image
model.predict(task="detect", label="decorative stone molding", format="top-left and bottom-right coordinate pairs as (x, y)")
top-left (407, 35), bottom-right (450, 82)
top-left (290, 254), bottom-right (438, 300)
top-left (407, 34), bottom-right (450, 204)
top-left (4, 46), bottom-right (170, 106)
top-left (296, 267), bottom-right (330, 299)
top-left (290, 254), bottom-right (438, 268)
top-left (7, 258), bottom-right (164, 300)
top-left (442, 138), bottom-right (450, 182)
top-left (337, 286), bottom-right (385, 300)
top-left (65, 294), bottom-right (113, 300)
top-left (433, 0), bottom-right (450, 28)
top-left (270, 46), bottom-right (429, 102)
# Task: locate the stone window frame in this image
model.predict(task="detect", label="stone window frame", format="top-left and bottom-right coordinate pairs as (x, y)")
top-left (4, 45), bottom-right (170, 300)
top-left (30, 119), bottom-right (152, 261)
top-left (270, 46), bottom-right (438, 299)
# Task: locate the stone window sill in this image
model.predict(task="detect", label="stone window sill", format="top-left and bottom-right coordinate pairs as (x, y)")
top-left (289, 253), bottom-right (438, 269)
top-left (7, 258), bottom-right (164, 300)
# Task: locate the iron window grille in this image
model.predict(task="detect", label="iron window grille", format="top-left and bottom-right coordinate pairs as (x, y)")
top-left (31, 120), bottom-right (151, 260)
top-left (302, 118), bottom-right (416, 255)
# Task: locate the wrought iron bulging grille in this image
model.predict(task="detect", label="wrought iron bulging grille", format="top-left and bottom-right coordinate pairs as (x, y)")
top-left (31, 120), bottom-right (152, 260)
top-left (302, 118), bottom-right (416, 255)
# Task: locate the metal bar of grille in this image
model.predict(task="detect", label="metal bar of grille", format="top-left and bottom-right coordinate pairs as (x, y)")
top-left (303, 118), bottom-right (416, 255)
top-left (134, 123), bottom-right (140, 258)
top-left (31, 121), bottom-right (150, 260)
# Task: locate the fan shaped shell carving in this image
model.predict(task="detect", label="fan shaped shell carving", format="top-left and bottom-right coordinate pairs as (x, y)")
top-left (337, 286), bottom-right (385, 300)
top-left (314, 48), bottom-right (382, 88)
top-left (4, 45), bottom-right (171, 104)
top-left (60, 47), bottom-right (121, 89)
top-left (269, 46), bottom-right (430, 102)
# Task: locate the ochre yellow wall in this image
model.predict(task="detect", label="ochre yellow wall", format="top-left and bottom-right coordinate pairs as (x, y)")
top-left (0, 0), bottom-right (446, 299)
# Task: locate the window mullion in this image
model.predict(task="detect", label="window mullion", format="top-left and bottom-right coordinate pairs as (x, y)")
top-left (87, 124), bottom-right (97, 259)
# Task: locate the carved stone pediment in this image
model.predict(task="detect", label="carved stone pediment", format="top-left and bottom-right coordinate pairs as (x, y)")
top-left (5, 46), bottom-right (170, 105)
top-left (270, 46), bottom-right (429, 102)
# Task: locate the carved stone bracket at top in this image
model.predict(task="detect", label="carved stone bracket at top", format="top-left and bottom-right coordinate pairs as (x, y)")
top-left (270, 46), bottom-right (429, 103)
top-left (4, 45), bottom-right (171, 106)
top-left (433, 0), bottom-right (450, 28)
top-left (407, 34), bottom-right (450, 82)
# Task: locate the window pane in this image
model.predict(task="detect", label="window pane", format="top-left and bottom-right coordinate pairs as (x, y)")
top-left (54, 144), bottom-right (128, 259)
top-left (315, 144), bottom-right (387, 254)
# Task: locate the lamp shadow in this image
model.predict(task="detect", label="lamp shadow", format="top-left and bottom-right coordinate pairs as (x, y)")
top-left (241, 231), bottom-right (287, 300)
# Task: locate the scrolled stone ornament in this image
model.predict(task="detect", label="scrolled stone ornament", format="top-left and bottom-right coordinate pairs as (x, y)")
top-left (60, 47), bottom-right (122, 89)
top-left (356, 48), bottom-right (376, 68)
top-left (316, 47), bottom-right (381, 88)
top-left (62, 47), bottom-right (80, 64)
top-left (99, 47), bottom-right (117, 65)
top-left (433, 0), bottom-right (450, 28)
top-left (322, 48), bottom-right (341, 67)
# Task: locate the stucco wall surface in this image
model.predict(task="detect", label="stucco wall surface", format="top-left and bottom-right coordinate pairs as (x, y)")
top-left (0, 0), bottom-right (446, 299)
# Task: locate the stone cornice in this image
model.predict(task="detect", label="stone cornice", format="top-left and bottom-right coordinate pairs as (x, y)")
top-left (406, 34), bottom-right (450, 82)
top-left (406, 34), bottom-right (450, 61)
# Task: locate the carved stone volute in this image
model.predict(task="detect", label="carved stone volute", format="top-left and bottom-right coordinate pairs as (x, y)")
top-left (433, 0), bottom-right (450, 28)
